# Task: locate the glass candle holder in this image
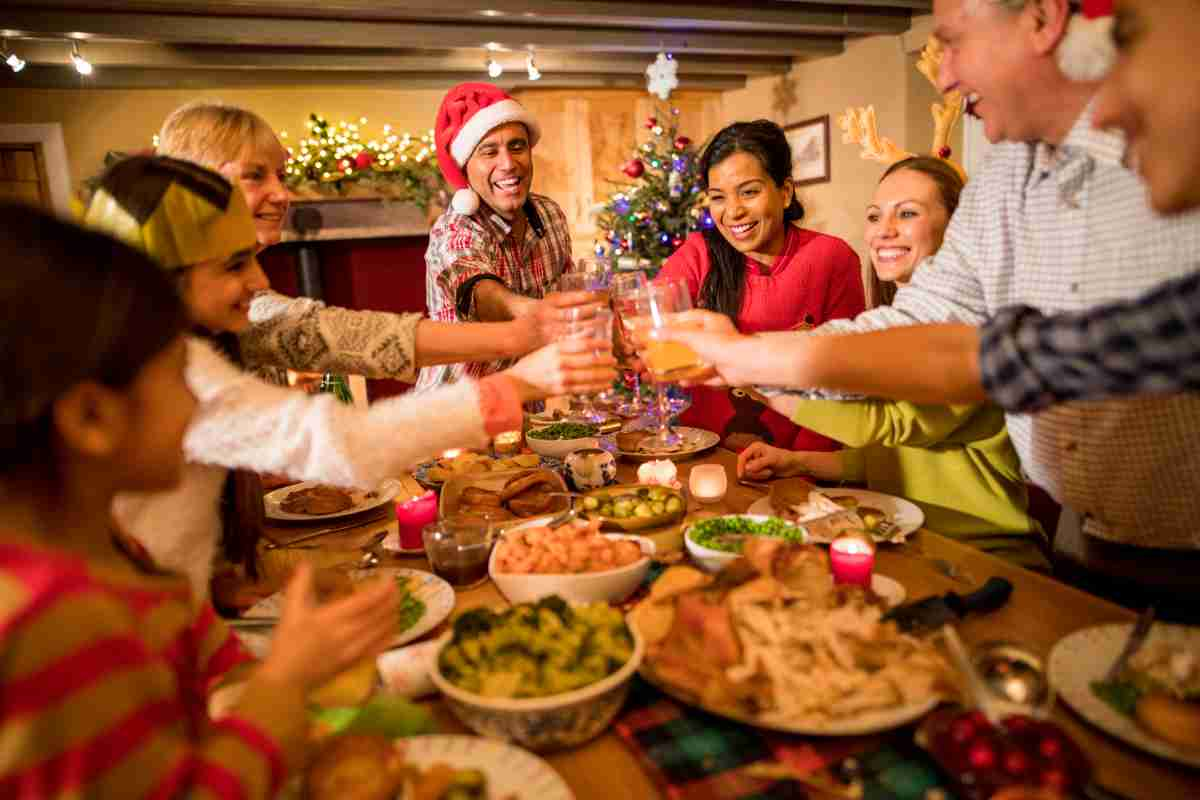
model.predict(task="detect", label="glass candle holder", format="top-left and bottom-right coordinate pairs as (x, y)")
top-left (830, 532), bottom-right (875, 587)
top-left (395, 490), bottom-right (438, 550)
top-left (492, 429), bottom-right (523, 456)
top-left (689, 464), bottom-right (727, 504)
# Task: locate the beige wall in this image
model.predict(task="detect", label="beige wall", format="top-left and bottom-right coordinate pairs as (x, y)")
top-left (718, 34), bottom-right (962, 274)
top-left (0, 86), bottom-right (447, 187)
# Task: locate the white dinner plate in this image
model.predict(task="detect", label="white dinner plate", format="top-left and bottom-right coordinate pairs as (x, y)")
top-left (263, 478), bottom-right (401, 522)
top-left (396, 735), bottom-right (574, 800)
top-left (1049, 623), bottom-right (1200, 768)
top-left (234, 567), bottom-right (455, 657)
top-left (747, 487), bottom-right (923, 543)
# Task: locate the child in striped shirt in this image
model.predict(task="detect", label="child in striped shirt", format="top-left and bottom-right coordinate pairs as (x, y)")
top-left (0, 204), bottom-right (399, 798)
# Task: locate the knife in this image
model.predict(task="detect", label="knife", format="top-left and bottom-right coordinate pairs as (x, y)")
top-left (883, 576), bottom-right (1013, 634)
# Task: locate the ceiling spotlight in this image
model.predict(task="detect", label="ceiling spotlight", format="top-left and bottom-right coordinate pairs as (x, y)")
top-left (526, 51), bottom-right (541, 81)
top-left (70, 40), bottom-right (93, 76)
top-left (2, 40), bottom-right (24, 73)
top-left (486, 57), bottom-right (503, 78)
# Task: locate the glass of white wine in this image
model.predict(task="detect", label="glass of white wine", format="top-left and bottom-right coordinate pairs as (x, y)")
top-left (627, 278), bottom-right (709, 449)
top-left (562, 305), bottom-right (615, 423)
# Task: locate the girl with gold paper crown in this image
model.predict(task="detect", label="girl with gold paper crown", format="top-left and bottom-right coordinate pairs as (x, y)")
top-left (84, 155), bottom-right (615, 601)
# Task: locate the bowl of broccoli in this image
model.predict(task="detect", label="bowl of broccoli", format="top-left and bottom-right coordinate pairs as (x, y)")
top-left (428, 596), bottom-right (644, 751)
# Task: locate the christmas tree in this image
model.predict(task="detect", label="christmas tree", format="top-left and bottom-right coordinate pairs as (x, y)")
top-left (594, 106), bottom-right (712, 276)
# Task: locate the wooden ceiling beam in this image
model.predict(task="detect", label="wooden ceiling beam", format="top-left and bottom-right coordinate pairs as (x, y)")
top-left (0, 40), bottom-right (799, 75)
top-left (13, 1), bottom-right (921, 35)
top-left (0, 64), bottom-right (749, 91)
top-left (1, 10), bottom-right (895, 53)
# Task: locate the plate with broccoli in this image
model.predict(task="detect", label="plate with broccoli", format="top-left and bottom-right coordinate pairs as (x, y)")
top-left (578, 483), bottom-right (687, 531)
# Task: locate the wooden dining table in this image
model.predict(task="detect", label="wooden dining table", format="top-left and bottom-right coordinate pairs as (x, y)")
top-left (249, 447), bottom-right (1200, 800)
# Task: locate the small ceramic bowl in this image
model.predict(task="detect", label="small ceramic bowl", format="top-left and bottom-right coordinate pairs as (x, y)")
top-left (429, 624), bottom-right (645, 752)
top-left (488, 529), bottom-right (655, 605)
top-left (683, 514), bottom-right (805, 573)
top-left (564, 447), bottom-right (618, 491)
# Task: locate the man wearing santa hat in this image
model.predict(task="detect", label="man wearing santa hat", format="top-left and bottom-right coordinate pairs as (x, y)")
top-left (417, 83), bottom-right (588, 390)
top-left (658, 0), bottom-right (1200, 618)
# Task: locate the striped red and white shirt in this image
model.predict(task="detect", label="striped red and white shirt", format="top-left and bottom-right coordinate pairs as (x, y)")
top-left (0, 533), bottom-right (306, 799)
top-left (416, 194), bottom-right (573, 391)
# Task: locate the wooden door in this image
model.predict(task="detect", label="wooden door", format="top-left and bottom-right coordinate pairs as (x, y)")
top-left (0, 144), bottom-right (51, 208)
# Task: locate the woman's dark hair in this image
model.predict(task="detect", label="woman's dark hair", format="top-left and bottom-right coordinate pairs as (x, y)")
top-left (696, 119), bottom-right (805, 320)
top-left (869, 156), bottom-right (965, 307)
top-left (0, 203), bottom-right (189, 469)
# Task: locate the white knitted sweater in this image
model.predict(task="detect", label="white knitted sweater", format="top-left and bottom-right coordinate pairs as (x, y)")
top-left (113, 337), bottom-right (490, 597)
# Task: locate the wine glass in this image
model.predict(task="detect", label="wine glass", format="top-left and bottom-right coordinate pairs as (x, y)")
top-left (562, 305), bottom-right (615, 423)
top-left (609, 270), bottom-right (649, 418)
top-left (627, 278), bottom-right (709, 449)
top-left (559, 257), bottom-right (612, 298)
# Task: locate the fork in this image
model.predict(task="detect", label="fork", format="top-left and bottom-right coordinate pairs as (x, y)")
top-left (1104, 605), bottom-right (1156, 682)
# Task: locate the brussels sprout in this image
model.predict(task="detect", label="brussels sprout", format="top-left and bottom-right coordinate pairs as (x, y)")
top-left (647, 487), bottom-right (667, 501)
top-left (613, 504), bottom-right (631, 519)
top-left (650, 501), bottom-right (666, 515)
top-left (599, 504), bottom-right (615, 517)
top-left (634, 502), bottom-right (653, 518)
top-left (637, 487), bottom-right (651, 498)
top-left (665, 496), bottom-right (683, 513)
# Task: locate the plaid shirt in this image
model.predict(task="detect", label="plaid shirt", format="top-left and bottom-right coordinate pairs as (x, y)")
top-left (814, 103), bottom-right (1200, 548)
top-left (980, 270), bottom-right (1200, 413)
top-left (415, 194), bottom-right (572, 391)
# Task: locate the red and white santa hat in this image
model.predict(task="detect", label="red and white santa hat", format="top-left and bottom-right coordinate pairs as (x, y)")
top-left (434, 82), bottom-right (541, 216)
top-left (1058, 0), bottom-right (1116, 82)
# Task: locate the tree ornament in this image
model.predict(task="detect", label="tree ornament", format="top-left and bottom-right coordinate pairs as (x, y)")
top-left (674, 136), bottom-right (691, 150)
top-left (645, 116), bottom-right (658, 130)
top-left (354, 150), bottom-right (375, 169)
top-left (938, 146), bottom-right (952, 159)
top-left (338, 158), bottom-right (353, 172)
top-left (652, 126), bottom-right (664, 137)
top-left (671, 237), bottom-right (684, 247)
top-left (645, 52), bottom-right (679, 101)
top-left (622, 159), bottom-right (646, 178)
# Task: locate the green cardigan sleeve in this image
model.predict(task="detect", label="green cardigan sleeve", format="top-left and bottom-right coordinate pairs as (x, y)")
top-left (790, 399), bottom-right (1006, 449)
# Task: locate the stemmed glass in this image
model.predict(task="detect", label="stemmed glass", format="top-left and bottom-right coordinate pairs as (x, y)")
top-left (609, 270), bottom-right (649, 418)
top-left (562, 305), bottom-right (615, 423)
top-left (559, 258), bottom-right (613, 420)
top-left (627, 278), bottom-right (709, 449)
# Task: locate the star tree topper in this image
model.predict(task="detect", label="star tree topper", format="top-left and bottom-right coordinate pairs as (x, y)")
top-left (645, 52), bottom-right (679, 101)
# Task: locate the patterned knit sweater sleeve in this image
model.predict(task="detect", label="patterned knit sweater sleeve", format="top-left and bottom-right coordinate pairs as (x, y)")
top-left (240, 290), bottom-right (421, 381)
top-left (183, 337), bottom-right (491, 488)
top-left (0, 540), bottom-right (308, 799)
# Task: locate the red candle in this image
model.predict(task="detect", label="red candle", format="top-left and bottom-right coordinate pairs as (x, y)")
top-left (395, 490), bottom-right (438, 550)
top-left (830, 535), bottom-right (875, 587)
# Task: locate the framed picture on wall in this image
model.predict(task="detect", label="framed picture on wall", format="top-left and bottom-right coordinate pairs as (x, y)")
top-left (783, 115), bottom-right (830, 187)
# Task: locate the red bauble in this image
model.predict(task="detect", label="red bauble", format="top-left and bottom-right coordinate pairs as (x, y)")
top-left (674, 136), bottom-right (692, 150)
top-left (622, 159), bottom-right (646, 178)
top-left (938, 146), bottom-right (953, 159)
top-left (338, 158), bottom-right (353, 172)
top-left (645, 116), bottom-right (658, 130)
top-left (967, 741), bottom-right (996, 770)
top-left (354, 150), bottom-right (375, 169)
top-left (671, 237), bottom-right (684, 248)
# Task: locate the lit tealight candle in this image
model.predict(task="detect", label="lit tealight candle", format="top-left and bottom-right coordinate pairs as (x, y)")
top-left (440, 448), bottom-right (464, 460)
top-left (637, 459), bottom-right (678, 487)
top-left (493, 430), bottom-right (522, 456)
top-left (689, 464), bottom-right (728, 504)
top-left (830, 533), bottom-right (875, 587)
top-left (395, 490), bottom-right (438, 550)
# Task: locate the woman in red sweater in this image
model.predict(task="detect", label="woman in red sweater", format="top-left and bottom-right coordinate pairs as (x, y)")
top-left (655, 119), bottom-right (865, 451)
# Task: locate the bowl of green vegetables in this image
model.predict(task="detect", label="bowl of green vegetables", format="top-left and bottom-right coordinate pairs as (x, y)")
top-left (684, 514), bottom-right (807, 572)
top-left (525, 422), bottom-right (600, 459)
top-left (578, 483), bottom-right (687, 531)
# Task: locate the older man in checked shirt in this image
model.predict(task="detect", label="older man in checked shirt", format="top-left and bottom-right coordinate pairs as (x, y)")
top-left (655, 0), bottom-right (1200, 616)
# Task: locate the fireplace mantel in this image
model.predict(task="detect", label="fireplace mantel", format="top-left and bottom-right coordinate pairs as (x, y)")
top-left (281, 196), bottom-right (433, 242)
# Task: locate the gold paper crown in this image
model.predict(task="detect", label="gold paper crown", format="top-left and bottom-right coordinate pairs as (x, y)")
top-left (838, 36), bottom-right (965, 180)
